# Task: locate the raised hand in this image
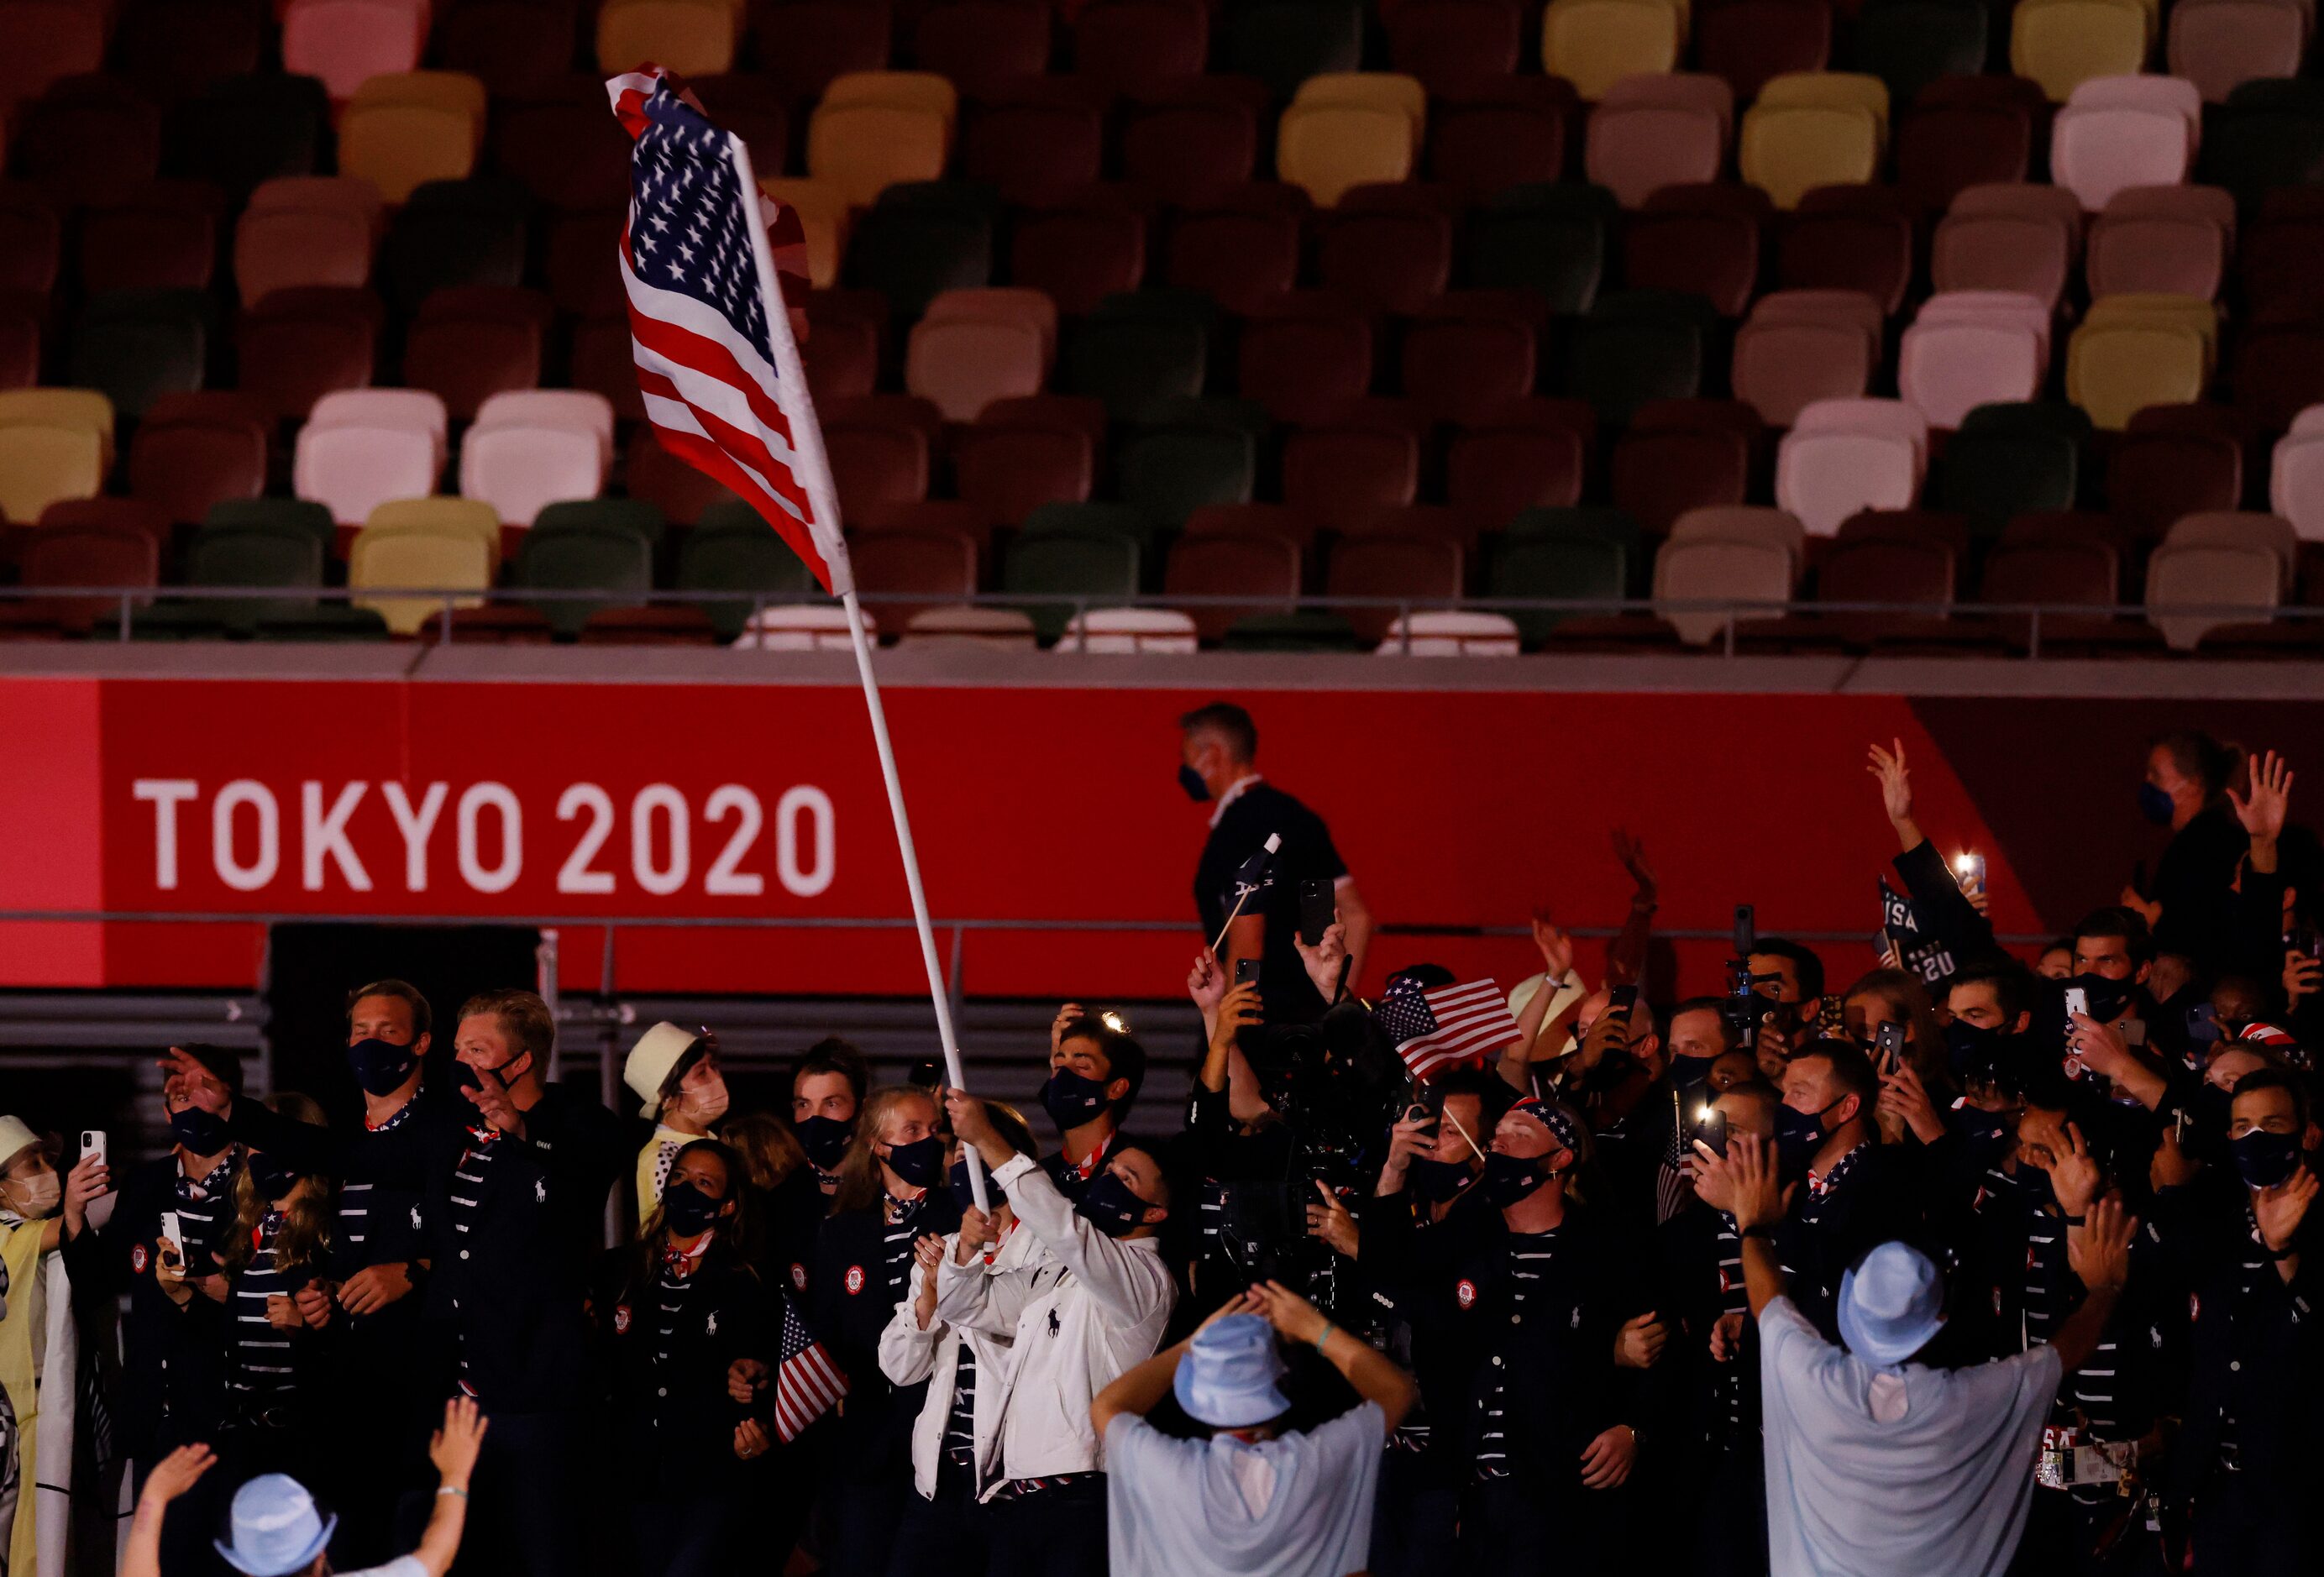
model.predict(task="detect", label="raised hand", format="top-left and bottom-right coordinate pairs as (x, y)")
top-left (2285, 951), bottom-right (2324, 1008)
top-left (157, 1046), bottom-right (231, 1116)
top-left (2066, 1014), bottom-right (2134, 1082)
top-left (1610, 829), bottom-right (1658, 907)
top-left (1877, 1061), bottom-right (1945, 1145)
top-left (461, 1063), bottom-right (525, 1137)
top-left (138, 1443), bottom-right (216, 1507)
top-left (1304, 1180), bottom-right (1358, 1258)
top-left (953, 1204), bottom-right (997, 1263)
top-left (2065, 1195), bottom-right (2137, 1295)
top-left (1867, 739), bottom-right (1921, 844)
top-left (2254, 1164), bottom-right (2317, 1255)
top-left (2046, 1122), bottom-right (2103, 1219)
top-left (2227, 748), bottom-right (2295, 845)
top-left (1209, 982), bottom-right (1262, 1061)
top-left (1186, 953), bottom-right (1225, 1017)
top-left (1695, 1131), bottom-right (1785, 1232)
top-left (1050, 1003), bottom-right (1086, 1057)
top-left (1248, 1278), bottom-right (1330, 1345)
top-left (62, 1151), bottom-right (110, 1235)
top-left (1293, 921), bottom-right (1349, 1002)
top-left (1531, 909), bottom-right (1576, 983)
top-left (429, 1396), bottom-right (488, 1486)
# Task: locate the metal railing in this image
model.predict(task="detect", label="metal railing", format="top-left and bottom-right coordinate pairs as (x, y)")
top-left (8, 583), bottom-right (2321, 658)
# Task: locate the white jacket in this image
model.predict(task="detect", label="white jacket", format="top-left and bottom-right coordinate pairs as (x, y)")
top-left (877, 1219), bottom-right (1040, 1500)
top-left (932, 1152), bottom-right (1175, 1495)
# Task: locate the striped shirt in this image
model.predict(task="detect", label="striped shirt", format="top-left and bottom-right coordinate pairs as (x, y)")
top-left (1711, 1211), bottom-right (1750, 1449)
top-left (450, 1128), bottom-right (502, 1394)
top-left (942, 1345), bottom-right (979, 1473)
top-left (1476, 1226), bottom-right (1564, 1480)
top-left (339, 1097), bottom-right (419, 1252)
top-left (878, 1192), bottom-right (931, 1303)
top-left (229, 1212), bottom-right (298, 1424)
top-left (172, 1152), bottom-right (234, 1269)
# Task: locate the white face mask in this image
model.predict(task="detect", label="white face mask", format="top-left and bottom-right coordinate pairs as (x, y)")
top-left (679, 1071), bottom-right (730, 1126)
top-left (4, 1170), bottom-right (60, 1219)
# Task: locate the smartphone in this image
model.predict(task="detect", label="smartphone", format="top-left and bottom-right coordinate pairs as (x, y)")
top-left (1733, 904), bottom-right (1757, 961)
top-left (79, 1129), bottom-right (107, 1170)
top-left (1954, 852), bottom-right (1986, 894)
top-left (2287, 927), bottom-right (2324, 961)
top-left (2064, 987), bottom-right (2088, 1019)
top-left (1874, 1021), bottom-right (1907, 1073)
top-left (158, 1209), bottom-right (184, 1266)
top-left (1693, 1105), bottom-right (1731, 1159)
top-left (2186, 1002), bottom-right (2221, 1045)
top-left (1234, 956), bottom-right (1263, 988)
top-left (1608, 983), bottom-right (1639, 1017)
top-left (1298, 879), bottom-right (1336, 947)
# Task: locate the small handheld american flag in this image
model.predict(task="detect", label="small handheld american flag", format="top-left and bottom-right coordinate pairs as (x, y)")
top-left (606, 65), bottom-right (852, 594)
top-left (1375, 977), bottom-right (1521, 1082)
top-left (771, 1291), bottom-right (847, 1443)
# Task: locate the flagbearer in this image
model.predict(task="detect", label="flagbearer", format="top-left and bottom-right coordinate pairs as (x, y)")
top-left (1179, 701), bottom-right (1374, 1022)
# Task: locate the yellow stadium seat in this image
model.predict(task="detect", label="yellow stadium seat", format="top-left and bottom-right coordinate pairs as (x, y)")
top-left (759, 178), bottom-right (852, 290)
top-left (807, 102), bottom-right (951, 208)
top-left (2012, 0), bottom-right (2151, 102)
top-left (1741, 102), bottom-right (1882, 209)
top-left (364, 496), bottom-right (503, 567)
top-left (340, 72), bottom-right (487, 203)
top-left (595, 0), bottom-right (738, 78)
top-left (0, 427), bottom-right (104, 523)
top-left (1291, 72), bottom-right (1429, 143)
top-left (1277, 103), bottom-right (1417, 207)
top-left (1542, 0), bottom-right (1683, 102)
top-left (2067, 297), bottom-right (2216, 428)
top-left (0, 388), bottom-right (116, 458)
top-left (1756, 71), bottom-right (1891, 144)
top-left (349, 518), bottom-right (496, 636)
top-left (821, 71), bottom-right (960, 134)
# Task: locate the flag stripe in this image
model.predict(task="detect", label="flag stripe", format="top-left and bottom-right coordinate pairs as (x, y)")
top-left (1380, 977), bottom-right (1521, 1082)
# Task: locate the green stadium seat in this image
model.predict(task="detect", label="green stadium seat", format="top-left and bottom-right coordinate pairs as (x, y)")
top-left (1004, 530), bottom-right (1141, 642)
top-left (187, 519), bottom-right (326, 634)
top-left (512, 521), bottom-right (653, 639)
top-left (678, 506), bottom-right (823, 642)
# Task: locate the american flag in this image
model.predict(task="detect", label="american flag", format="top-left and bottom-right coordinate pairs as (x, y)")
top-left (606, 65), bottom-right (852, 594)
top-left (771, 1291), bottom-right (847, 1443)
top-left (1375, 977), bottom-right (1521, 1082)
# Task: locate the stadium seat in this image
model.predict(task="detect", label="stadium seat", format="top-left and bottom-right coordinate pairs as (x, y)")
top-left (1005, 529), bottom-right (1141, 642)
top-left (1543, 0), bottom-right (1684, 102)
top-left (752, 0), bottom-right (893, 102)
top-left (1654, 537), bottom-right (1797, 644)
top-left (2147, 511), bottom-right (2289, 647)
top-left (2052, 75), bottom-right (2200, 210)
top-left (188, 517), bottom-right (328, 634)
top-left (1730, 290), bottom-right (1884, 427)
top-left (1489, 531), bottom-right (1629, 642)
top-left (280, 0), bottom-right (428, 103)
top-left (2234, 320), bottom-right (2324, 434)
top-left (1166, 200), bottom-right (1304, 318)
top-left (1775, 185), bottom-right (1916, 313)
top-left (2085, 185), bottom-right (2234, 300)
top-left (1611, 407), bottom-right (1755, 535)
top-left (2167, 0), bottom-right (2306, 104)
top-left (1743, 73), bottom-right (1890, 210)
top-left (1065, 291), bottom-right (1214, 421)
top-left (1447, 399), bottom-right (1597, 527)
top-left (0, 1), bottom-right (106, 119)
top-left (129, 393), bottom-right (269, 524)
top-left (511, 521), bottom-right (653, 638)
top-left (113, 0), bottom-right (258, 107)
top-left (1366, 610), bottom-right (1520, 656)
top-left (1074, 0), bottom-right (1211, 99)
top-left (2268, 406), bottom-right (2324, 540)
top-left (1895, 88), bottom-right (2040, 217)
top-left (1388, 294), bottom-right (1535, 426)
top-left (1428, 76), bottom-right (1574, 199)
top-left (233, 178), bottom-right (381, 308)
top-left (459, 392), bottom-right (616, 528)
top-left (1009, 193), bottom-right (1146, 318)
top-left (296, 389), bottom-right (449, 524)
top-left (0, 390), bottom-right (110, 522)
top-left (79, 181), bottom-right (221, 297)
top-left (2108, 406), bottom-right (2243, 539)
top-left (165, 74), bottom-right (330, 202)
top-left (1931, 424), bottom-right (2081, 528)
top-left (596, 0), bottom-right (737, 77)
top-left (1325, 536), bottom-right (1464, 643)
top-left (1698, 0), bottom-right (1833, 104)
top-left (347, 509), bottom-right (496, 637)
top-left (1569, 291), bottom-right (1716, 425)
top-left (0, 185), bottom-right (60, 300)
top-left (436, 2), bottom-right (580, 101)
top-left (493, 77), bottom-right (637, 216)
top-left (18, 513), bottom-right (160, 632)
top-left (16, 76), bottom-right (164, 210)
top-left (1119, 423), bottom-right (1258, 531)
top-left (1121, 81), bottom-right (1264, 208)
top-left (1899, 291), bottom-right (2053, 429)
top-left (1227, 1), bottom-right (1365, 101)
top-left (824, 395), bottom-right (939, 520)
top-left (2010, 0), bottom-right (2153, 104)
top-left (2203, 77), bottom-right (2324, 214)
top-left (913, 0), bottom-right (1052, 90)
top-left (1237, 293), bottom-right (1374, 427)
top-left (746, 180), bottom-right (847, 292)
top-left (68, 292), bottom-right (205, 426)
top-left (1312, 186), bottom-right (1456, 316)
top-left (1776, 398), bottom-right (1930, 535)
top-left (957, 102), bottom-right (1096, 211)
top-left (1851, 0), bottom-right (1991, 108)
top-left (404, 287), bottom-right (552, 419)
top-left (808, 74), bottom-right (955, 208)
top-left (1585, 75), bottom-right (1734, 211)
top-left (1282, 408), bottom-right (1424, 529)
top-left (1277, 74), bottom-right (1425, 207)
top-left (339, 72), bottom-right (487, 204)
top-left (376, 179), bottom-right (533, 316)
top-left (1466, 184), bottom-right (1614, 315)
top-left (1931, 184), bottom-right (2083, 310)
top-left (851, 527), bottom-right (978, 631)
top-left (905, 288), bottom-right (1057, 422)
top-left (1386, 0), bottom-right (1525, 82)
top-left (0, 296), bottom-right (37, 391)
top-left (1622, 186), bottom-right (1768, 317)
top-left (2068, 293), bottom-right (2217, 428)
top-left (951, 397), bottom-right (1099, 525)
top-left (1165, 532), bottom-right (1303, 643)
top-left (676, 503), bottom-right (818, 641)
top-left (844, 181), bottom-right (995, 316)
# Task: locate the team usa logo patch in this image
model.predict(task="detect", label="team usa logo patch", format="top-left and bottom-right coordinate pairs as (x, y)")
top-left (130, 1244), bottom-right (149, 1274)
top-left (614, 1304), bottom-right (632, 1334)
top-left (1455, 1278), bottom-right (1477, 1310)
top-left (845, 1264), bottom-right (867, 1296)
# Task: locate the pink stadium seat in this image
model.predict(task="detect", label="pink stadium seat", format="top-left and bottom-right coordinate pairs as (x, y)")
top-left (1585, 74), bottom-right (1734, 210)
top-left (281, 0), bottom-right (429, 102)
top-left (2051, 76), bottom-right (2201, 212)
top-left (459, 390), bottom-right (616, 527)
top-left (1776, 397), bottom-right (1931, 536)
top-left (2167, 0), bottom-right (2307, 105)
top-left (296, 389), bottom-right (451, 526)
top-left (1898, 291), bottom-right (2054, 429)
top-left (2268, 406), bottom-right (2324, 541)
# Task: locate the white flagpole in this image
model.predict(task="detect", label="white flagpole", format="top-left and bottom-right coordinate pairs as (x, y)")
top-left (728, 133), bottom-right (990, 1212)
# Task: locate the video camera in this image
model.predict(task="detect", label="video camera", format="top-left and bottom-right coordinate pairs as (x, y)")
top-left (1721, 904), bottom-right (1796, 1050)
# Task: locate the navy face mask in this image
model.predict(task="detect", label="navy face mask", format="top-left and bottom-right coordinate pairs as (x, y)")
top-left (1774, 1100), bottom-right (1841, 1176)
top-left (883, 1134), bottom-right (946, 1191)
top-left (1950, 1104), bottom-right (2013, 1146)
top-left (1076, 1171), bottom-right (1154, 1238)
top-left (169, 1104), bottom-right (232, 1155)
top-left (1041, 1070), bottom-right (1114, 1133)
top-left (1945, 1020), bottom-right (2002, 1081)
top-left (2231, 1129), bottom-right (2302, 1191)
top-left (1669, 1054), bottom-right (1718, 1092)
top-left (2138, 782), bottom-right (2176, 827)
top-left (1178, 763), bottom-right (1210, 803)
top-left (1407, 1156), bottom-right (1474, 1202)
top-left (661, 1181), bottom-right (726, 1236)
top-left (249, 1152), bottom-right (305, 1203)
top-left (2066, 975), bottom-right (2133, 1025)
top-left (795, 1115), bottom-right (855, 1171)
top-left (347, 1036), bottom-right (417, 1098)
top-left (1481, 1150), bottom-right (1551, 1208)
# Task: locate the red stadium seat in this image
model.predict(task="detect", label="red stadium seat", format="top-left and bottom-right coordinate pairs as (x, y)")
top-left (1010, 190), bottom-right (1148, 317)
top-left (1122, 80), bottom-right (1265, 207)
top-left (2106, 412), bottom-right (2243, 541)
top-left (914, 0), bottom-right (1053, 93)
top-left (749, 0), bottom-right (895, 102)
top-left (686, 75), bottom-right (792, 181)
top-left (0, 294), bottom-right (41, 389)
top-left (1776, 185), bottom-right (1915, 315)
top-left (1401, 293), bottom-right (1543, 427)
top-left (79, 181), bottom-right (223, 296)
top-left (236, 287), bottom-right (383, 422)
top-left (0, 184), bottom-right (61, 300)
top-left (118, 0), bottom-right (267, 108)
top-left (625, 427), bottom-right (739, 524)
top-left (569, 317), bottom-right (651, 424)
top-left (1166, 531), bottom-right (1304, 641)
top-left (18, 516), bottom-right (160, 632)
top-left (1325, 534), bottom-right (1464, 642)
top-left (1447, 396), bottom-right (1597, 528)
top-left (852, 527), bottom-right (978, 626)
top-left (801, 288), bottom-right (890, 406)
top-left (1426, 76), bottom-right (1576, 200)
top-left (1611, 401), bottom-right (1760, 534)
top-left (492, 76), bottom-right (637, 215)
top-left (1385, 0), bottom-right (1524, 83)
top-left (1621, 185), bottom-right (1768, 317)
top-left (2233, 321), bottom-right (2324, 435)
top-left (1239, 293), bottom-right (1376, 427)
top-left (0, 1), bottom-right (108, 118)
top-left (824, 394), bottom-right (942, 520)
top-left (961, 92), bottom-right (1107, 207)
top-left (1895, 98), bottom-right (2037, 217)
top-left (1167, 199), bottom-right (1305, 318)
top-left (1283, 406), bottom-right (1425, 530)
top-left (129, 392), bottom-right (271, 524)
top-left (438, 1), bottom-right (582, 100)
top-left (1313, 186), bottom-right (1456, 316)
top-left (1073, 1), bottom-right (1210, 100)
top-left (545, 209), bottom-right (628, 321)
top-left (403, 287), bottom-right (553, 420)
top-left (1697, 0), bottom-right (1833, 104)
top-left (1586, 74), bottom-right (1734, 211)
top-left (952, 395), bottom-right (1103, 524)
top-left (16, 76), bottom-right (165, 209)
